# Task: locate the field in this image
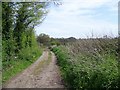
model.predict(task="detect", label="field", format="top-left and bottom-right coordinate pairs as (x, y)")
top-left (52, 38), bottom-right (119, 89)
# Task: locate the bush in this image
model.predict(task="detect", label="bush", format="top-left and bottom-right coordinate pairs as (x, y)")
top-left (52, 38), bottom-right (119, 89)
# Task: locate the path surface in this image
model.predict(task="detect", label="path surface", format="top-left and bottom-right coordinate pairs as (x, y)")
top-left (4, 50), bottom-right (64, 88)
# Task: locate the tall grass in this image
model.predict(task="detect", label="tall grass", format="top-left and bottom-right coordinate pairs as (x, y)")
top-left (52, 38), bottom-right (119, 89)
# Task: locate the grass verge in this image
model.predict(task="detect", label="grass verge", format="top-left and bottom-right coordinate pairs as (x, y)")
top-left (2, 46), bottom-right (43, 84)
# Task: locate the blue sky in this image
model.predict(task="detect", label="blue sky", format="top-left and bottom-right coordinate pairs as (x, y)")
top-left (35, 0), bottom-right (119, 38)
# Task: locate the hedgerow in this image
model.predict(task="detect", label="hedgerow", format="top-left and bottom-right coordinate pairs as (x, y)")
top-left (52, 38), bottom-right (119, 89)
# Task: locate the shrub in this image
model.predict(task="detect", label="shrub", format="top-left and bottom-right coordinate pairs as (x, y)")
top-left (52, 38), bottom-right (119, 89)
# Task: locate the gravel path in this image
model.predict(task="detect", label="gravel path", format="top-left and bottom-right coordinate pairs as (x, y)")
top-left (3, 50), bottom-right (64, 88)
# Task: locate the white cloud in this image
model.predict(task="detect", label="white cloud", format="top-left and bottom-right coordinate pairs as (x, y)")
top-left (35, 0), bottom-right (118, 38)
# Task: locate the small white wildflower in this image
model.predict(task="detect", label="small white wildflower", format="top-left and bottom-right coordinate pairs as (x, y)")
top-left (94, 48), bottom-right (97, 51)
top-left (15, 56), bottom-right (17, 59)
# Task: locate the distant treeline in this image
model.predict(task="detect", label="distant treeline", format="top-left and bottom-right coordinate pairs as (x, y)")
top-left (37, 33), bottom-right (77, 46)
top-left (37, 33), bottom-right (118, 46)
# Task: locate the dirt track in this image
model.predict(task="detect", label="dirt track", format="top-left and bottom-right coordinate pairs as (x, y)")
top-left (3, 50), bottom-right (64, 88)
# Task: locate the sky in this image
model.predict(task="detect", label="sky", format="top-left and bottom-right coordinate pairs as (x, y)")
top-left (35, 0), bottom-right (119, 38)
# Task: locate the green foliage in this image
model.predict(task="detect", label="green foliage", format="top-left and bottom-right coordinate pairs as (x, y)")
top-left (3, 46), bottom-right (43, 83)
top-left (52, 38), bottom-right (119, 89)
top-left (37, 33), bottom-right (51, 46)
top-left (2, 2), bottom-right (48, 83)
top-left (50, 38), bottom-right (60, 46)
top-left (37, 33), bottom-right (61, 47)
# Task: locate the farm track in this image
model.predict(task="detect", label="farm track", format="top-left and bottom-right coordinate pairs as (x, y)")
top-left (3, 50), bottom-right (64, 88)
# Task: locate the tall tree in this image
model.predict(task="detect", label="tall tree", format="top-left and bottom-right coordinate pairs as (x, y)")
top-left (13, 2), bottom-right (48, 50)
top-left (37, 33), bottom-right (51, 46)
top-left (2, 2), bottom-right (16, 62)
top-left (2, 2), bottom-right (14, 40)
top-left (2, 2), bottom-right (48, 64)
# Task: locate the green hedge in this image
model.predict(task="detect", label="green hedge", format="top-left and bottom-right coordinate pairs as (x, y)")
top-left (52, 46), bottom-right (119, 90)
